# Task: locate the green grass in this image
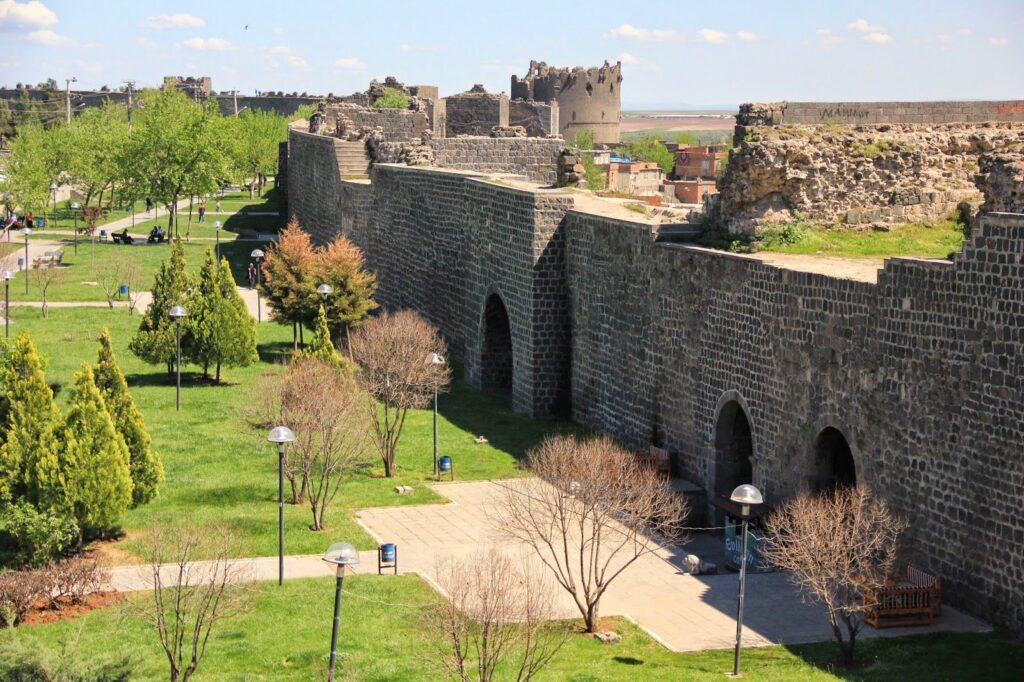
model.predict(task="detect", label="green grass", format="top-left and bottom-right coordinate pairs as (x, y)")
top-left (8, 306), bottom-right (582, 560)
top-left (758, 220), bottom-right (966, 259)
top-left (4, 238), bottom-right (273, 303)
top-left (3, 574), bottom-right (1021, 680)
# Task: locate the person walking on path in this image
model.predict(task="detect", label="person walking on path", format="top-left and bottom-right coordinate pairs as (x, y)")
top-left (198, 199), bottom-right (206, 223)
top-left (215, 197), bottom-right (222, 212)
top-left (247, 262), bottom-right (257, 288)
top-left (146, 197), bottom-right (153, 214)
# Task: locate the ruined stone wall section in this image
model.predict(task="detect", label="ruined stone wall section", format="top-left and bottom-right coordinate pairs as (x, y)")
top-left (566, 210), bottom-right (1024, 634)
top-left (509, 100), bottom-right (558, 137)
top-left (444, 92), bottom-right (509, 137)
top-left (738, 101), bottom-right (1024, 127)
top-left (431, 138), bottom-right (564, 184)
top-left (976, 152), bottom-right (1024, 213)
top-left (716, 123), bottom-right (1024, 234)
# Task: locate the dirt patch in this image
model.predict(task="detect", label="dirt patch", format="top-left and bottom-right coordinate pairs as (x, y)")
top-left (620, 116), bottom-right (735, 133)
top-left (20, 591), bottom-right (125, 627)
top-left (87, 536), bottom-right (143, 567)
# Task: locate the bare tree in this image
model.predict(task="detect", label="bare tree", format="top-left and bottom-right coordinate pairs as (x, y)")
top-left (762, 485), bottom-right (906, 665)
top-left (349, 310), bottom-right (451, 477)
top-left (97, 261), bottom-right (141, 311)
top-left (279, 357), bottom-right (371, 530)
top-left (425, 550), bottom-right (568, 682)
top-left (140, 522), bottom-right (251, 682)
top-left (35, 266), bottom-right (65, 318)
top-left (495, 435), bottom-right (688, 633)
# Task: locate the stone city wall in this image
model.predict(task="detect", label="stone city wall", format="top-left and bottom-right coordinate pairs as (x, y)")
top-left (716, 122), bottom-right (1024, 234)
top-left (445, 91), bottom-right (509, 137)
top-left (976, 152), bottom-right (1024, 214)
top-left (566, 209), bottom-right (1024, 634)
top-left (431, 137), bottom-right (564, 184)
top-left (738, 100), bottom-right (1024, 128)
top-left (509, 100), bottom-right (559, 137)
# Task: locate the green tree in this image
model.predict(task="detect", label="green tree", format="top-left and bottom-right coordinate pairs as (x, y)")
top-left (618, 134), bottom-right (675, 175)
top-left (95, 328), bottom-right (163, 506)
top-left (188, 251), bottom-right (258, 382)
top-left (313, 233), bottom-right (378, 343)
top-left (567, 130), bottom-right (595, 150)
top-left (130, 238), bottom-right (193, 377)
top-left (674, 131), bottom-right (700, 147)
top-left (372, 88), bottom-right (409, 109)
top-left (1, 122), bottom-right (52, 212)
top-left (60, 363), bottom-right (133, 537)
top-left (223, 109), bottom-right (287, 197)
top-left (0, 334), bottom-right (63, 510)
top-left (300, 304), bottom-right (348, 371)
top-left (65, 102), bottom-right (129, 208)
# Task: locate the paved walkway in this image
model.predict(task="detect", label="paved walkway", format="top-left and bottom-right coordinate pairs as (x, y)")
top-left (354, 479), bottom-right (989, 653)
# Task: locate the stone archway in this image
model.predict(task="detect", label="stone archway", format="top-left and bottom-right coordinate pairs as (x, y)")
top-left (812, 426), bottom-right (857, 494)
top-left (480, 293), bottom-right (513, 398)
top-left (713, 400), bottom-right (754, 500)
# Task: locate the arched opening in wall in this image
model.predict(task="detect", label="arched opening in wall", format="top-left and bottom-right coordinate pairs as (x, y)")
top-left (713, 401), bottom-right (754, 500)
top-left (480, 293), bottom-right (513, 400)
top-left (812, 427), bottom-right (857, 494)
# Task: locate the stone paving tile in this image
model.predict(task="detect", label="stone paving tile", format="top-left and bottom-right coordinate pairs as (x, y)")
top-left (357, 479), bottom-right (993, 653)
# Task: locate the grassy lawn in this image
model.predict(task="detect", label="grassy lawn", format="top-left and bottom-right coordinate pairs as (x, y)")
top-left (3, 574), bottom-right (1020, 681)
top-left (3, 238), bottom-right (273, 303)
top-left (758, 220), bottom-right (966, 259)
top-left (8, 306), bottom-right (581, 560)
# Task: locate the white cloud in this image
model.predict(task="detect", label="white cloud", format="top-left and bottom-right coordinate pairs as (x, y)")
top-left (142, 13), bottom-right (204, 30)
top-left (989, 37), bottom-right (1010, 46)
top-left (864, 32), bottom-right (893, 44)
top-left (617, 51), bottom-right (639, 65)
top-left (958, 28), bottom-right (974, 37)
top-left (335, 57), bottom-right (366, 70)
top-left (605, 23), bottom-right (682, 43)
top-left (847, 18), bottom-right (884, 33)
top-left (936, 33), bottom-right (953, 43)
top-left (270, 45), bottom-right (291, 54)
top-left (616, 51), bottom-right (659, 72)
top-left (0, 0), bottom-right (57, 29)
top-left (271, 26), bottom-right (285, 35)
top-left (697, 28), bottom-right (730, 44)
top-left (736, 30), bottom-right (759, 42)
top-left (815, 28), bottom-right (832, 36)
top-left (136, 36), bottom-right (157, 49)
top-left (812, 28), bottom-right (846, 50)
top-left (180, 36), bottom-right (233, 51)
top-left (267, 45), bottom-right (310, 69)
top-left (27, 28), bottom-right (68, 45)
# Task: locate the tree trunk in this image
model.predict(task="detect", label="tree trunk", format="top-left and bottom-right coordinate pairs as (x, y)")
top-left (288, 476), bottom-right (298, 505)
top-left (585, 603), bottom-right (600, 633)
top-left (292, 321), bottom-right (297, 350)
top-left (216, 361), bottom-right (221, 383)
top-left (186, 196), bottom-right (193, 242)
top-left (299, 323), bottom-right (304, 348)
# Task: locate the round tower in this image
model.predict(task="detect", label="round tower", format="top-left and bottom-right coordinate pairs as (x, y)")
top-left (511, 60), bottom-right (622, 145)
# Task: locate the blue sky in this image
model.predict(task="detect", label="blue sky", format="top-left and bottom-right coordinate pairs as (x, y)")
top-left (1, 0), bottom-right (1022, 107)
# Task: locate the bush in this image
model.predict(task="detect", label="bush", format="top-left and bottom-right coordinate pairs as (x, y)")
top-left (580, 154), bottom-right (605, 190)
top-left (48, 556), bottom-right (106, 607)
top-left (760, 220), bottom-right (810, 248)
top-left (372, 88), bottom-right (408, 109)
top-left (567, 130), bottom-right (595, 150)
top-left (617, 134), bottom-right (675, 174)
top-left (0, 638), bottom-right (134, 681)
top-left (0, 501), bottom-right (79, 567)
top-left (0, 567), bottom-right (49, 626)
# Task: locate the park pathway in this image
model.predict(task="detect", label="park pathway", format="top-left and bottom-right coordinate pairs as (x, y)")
top-left (96, 479), bottom-right (990, 654)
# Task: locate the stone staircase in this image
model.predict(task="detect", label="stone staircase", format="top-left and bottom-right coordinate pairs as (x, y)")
top-left (335, 140), bottom-right (370, 177)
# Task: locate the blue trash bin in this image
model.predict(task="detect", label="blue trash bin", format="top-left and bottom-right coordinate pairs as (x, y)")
top-left (35, 217), bottom-right (44, 228)
top-left (378, 543), bottom-right (397, 574)
top-left (17, 257), bottom-right (24, 270)
top-left (439, 455), bottom-right (452, 473)
top-left (119, 284), bottom-right (129, 296)
top-left (99, 229), bottom-right (107, 240)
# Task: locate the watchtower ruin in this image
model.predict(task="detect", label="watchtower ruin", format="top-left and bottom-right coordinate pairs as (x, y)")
top-left (511, 60), bottom-right (622, 144)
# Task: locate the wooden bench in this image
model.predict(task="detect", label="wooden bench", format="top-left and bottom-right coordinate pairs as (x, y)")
top-left (864, 564), bottom-right (942, 628)
top-left (32, 250), bottom-right (63, 268)
top-left (636, 445), bottom-right (671, 478)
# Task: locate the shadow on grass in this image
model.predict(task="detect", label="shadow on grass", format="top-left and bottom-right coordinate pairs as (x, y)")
top-left (783, 630), bottom-right (1024, 681)
top-left (173, 483), bottom-right (270, 507)
top-left (437, 363), bottom-right (585, 465)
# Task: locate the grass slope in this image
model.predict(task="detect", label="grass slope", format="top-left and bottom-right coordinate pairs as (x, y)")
top-left (759, 220), bottom-right (965, 259)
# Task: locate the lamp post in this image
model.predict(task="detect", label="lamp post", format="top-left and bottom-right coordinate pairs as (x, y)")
top-left (70, 202), bottom-right (80, 255)
top-left (49, 183), bottom-right (57, 228)
top-left (169, 305), bottom-right (188, 411)
top-left (20, 227), bottom-right (31, 294)
top-left (729, 483), bottom-right (763, 677)
top-left (2, 269), bottom-right (13, 337)
top-left (214, 220), bottom-right (222, 272)
top-left (323, 541), bottom-right (360, 682)
top-left (267, 426), bottom-right (295, 586)
top-left (426, 352), bottom-right (446, 474)
top-left (251, 249), bottom-right (264, 322)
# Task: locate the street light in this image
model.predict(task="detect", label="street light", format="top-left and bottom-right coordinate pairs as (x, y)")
top-left (426, 352), bottom-right (446, 474)
top-left (70, 202), bottom-right (80, 255)
top-left (251, 249), bottom-right (264, 322)
top-left (49, 182), bottom-right (57, 228)
top-left (169, 305), bottom-right (188, 411)
top-left (267, 426), bottom-right (295, 586)
top-left (1, 269), bottom-right (13, 338)
top-left (323, 541), bottom-right (360, 682)
top-left (214, 220), bottom-right (222, 272)
top-left (316, 283), bottom-right (333, 298)
top-left (20, 227), bottom-right (31, 294)
top-left (729, 483), bottom-right (763, 677)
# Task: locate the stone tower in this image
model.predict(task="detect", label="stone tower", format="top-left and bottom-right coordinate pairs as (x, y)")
top-left (511, 60), bottom-right (622, 145)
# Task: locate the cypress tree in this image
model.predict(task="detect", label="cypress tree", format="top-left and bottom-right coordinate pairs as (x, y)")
top-left (189, 252), bottom-right (258, 382)
top-left (300, 304), bottom-right (348, 371)
top-left (61, 363), bottom-right (133, 537)
top-left (0, 334), bottom-right (63, 510)
top-left (129, 237), bottom-right (192, 377)
top-left (95, 328), bottom-right (164, 506)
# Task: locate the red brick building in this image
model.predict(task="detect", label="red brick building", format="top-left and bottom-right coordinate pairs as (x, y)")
top-left (674, 145), bottom-right (727, 179)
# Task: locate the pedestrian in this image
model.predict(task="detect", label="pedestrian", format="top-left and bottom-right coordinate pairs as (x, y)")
top-left (197, 199), bottom-right (206, 223)
top-left (215, 197), bottom-right (222, 212)
top-left (247, 262), bottom-right (257, 288)
top-left (146, 197), bottom-right (153, 214)
top-left (25, 210), bottom-right (34, 227)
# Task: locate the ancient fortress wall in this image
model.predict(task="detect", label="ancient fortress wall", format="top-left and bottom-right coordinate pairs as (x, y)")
top-left (287, 132), bottom-right (1024, 634)
top-left (738, 100), bottom-right (1024, 127)
top-left (566, 210), bottom-right (1024, 634)
top-left (717, 122), bottom-right (1024, 234)
top-left (431, 138), bottom-right (563, 185)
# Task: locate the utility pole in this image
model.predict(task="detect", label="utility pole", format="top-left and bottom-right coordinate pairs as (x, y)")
top-left (233, 90), bottom-right (238, 116)
top-left (123, 80), bottom-right (135, 128)
top-left (64, 76), bottom-right (77, 125)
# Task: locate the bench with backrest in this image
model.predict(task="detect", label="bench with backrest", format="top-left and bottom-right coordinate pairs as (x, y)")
top-left (31, 250), bottom-right (63, 269)
top-left (864, 564), bottom-right (942, 628)
top-left (636, 445), bottom-right (672, 478)
top-left (111, 232), bottom-right (134, 245)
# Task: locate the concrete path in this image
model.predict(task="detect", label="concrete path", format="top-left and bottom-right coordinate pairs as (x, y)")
top-left (354, 479), bottom-right (990, 653)
top-left (6, 287), bottom-right (270, 321)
